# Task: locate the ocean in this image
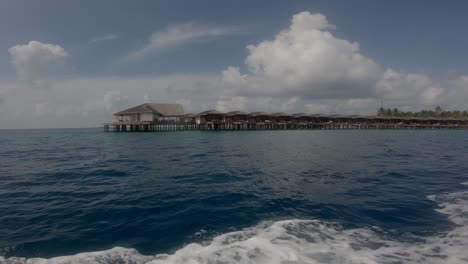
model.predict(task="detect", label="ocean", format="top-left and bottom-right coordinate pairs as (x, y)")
top-left (0, 129), bottom-right (467, 263)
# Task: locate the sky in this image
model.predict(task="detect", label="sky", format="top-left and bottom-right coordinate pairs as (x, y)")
top-left (1, 0), bottom-right (468, 129)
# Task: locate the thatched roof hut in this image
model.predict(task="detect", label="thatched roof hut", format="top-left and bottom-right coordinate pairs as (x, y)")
top-left (114, 103), bottom-right (184, 117)
top-left (196, 110), bottom-right (224, 116)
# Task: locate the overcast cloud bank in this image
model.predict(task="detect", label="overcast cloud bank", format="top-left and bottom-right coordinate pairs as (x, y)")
top-left (8, 41), bottom-right (68, 89)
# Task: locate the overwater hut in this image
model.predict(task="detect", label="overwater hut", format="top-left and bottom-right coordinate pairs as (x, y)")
top-left (356, 115), bottom-right (376, 125)
top-left (180, 113), bottom-right (196, 123)
top-left (249, 112), bottom-right (272, 123)
top-left (316, 114), bottom-right (339, 123)
top-left (270, 112), bottom-right (293, 123)
top-left (308, 114), bottom-right (326, 123)
top-left (113, 103), bottom-right (184, 122)
top-left (291, 113), bottom-right (310, 123)
top-left (337, 115), bottom-right (360, 123)
top-left (224, 111), bottom-right (250, 123)
top-left (195, 110), bottom-right (225, 125)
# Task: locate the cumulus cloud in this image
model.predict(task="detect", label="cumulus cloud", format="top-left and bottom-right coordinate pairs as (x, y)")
top-left (216, 95), bottom-right (248, 112)
top-left (376, 69), bottom-right (444, 108)
top-left (216, 11), bottom-right (468, 114)
top-left (8, 41), bottom-right (68, 88)
top-left (221, 12), bottom-right (381, 100)
top-left (125, 23), bottom-right (241, 62)
top-left (434, 75), bottom-right (468, 110)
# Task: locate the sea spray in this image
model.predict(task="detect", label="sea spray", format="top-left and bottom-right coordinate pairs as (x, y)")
top-left (2, 184), bottom-right (467, 264)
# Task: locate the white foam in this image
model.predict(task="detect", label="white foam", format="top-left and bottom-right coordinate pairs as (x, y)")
top-left (2, 185), bottom-right (468, 264)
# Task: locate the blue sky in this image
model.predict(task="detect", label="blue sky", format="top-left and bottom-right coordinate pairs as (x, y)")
top-left (1, 0), bottom-right (468, 128)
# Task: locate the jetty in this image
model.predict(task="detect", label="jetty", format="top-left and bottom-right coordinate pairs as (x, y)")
top-left (104, 103), bottom-right (468, 132)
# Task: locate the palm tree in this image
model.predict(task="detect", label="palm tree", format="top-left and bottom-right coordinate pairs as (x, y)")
top-left (377, 107), bottom-right (385, 116)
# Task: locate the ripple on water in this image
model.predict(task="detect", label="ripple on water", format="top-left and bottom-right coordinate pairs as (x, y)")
top-left (1, 129), bottom-right (468, 260)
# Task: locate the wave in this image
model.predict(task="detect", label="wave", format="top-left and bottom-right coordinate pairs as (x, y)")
top-left (2, 183), bottom-right (467, 264)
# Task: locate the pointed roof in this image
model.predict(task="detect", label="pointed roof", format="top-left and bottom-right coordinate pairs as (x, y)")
top-left (196, 110), bottom-right (224, 116)
top-left (249, 112), bottom-right (272, 116)
top-left (225, 111), bottom-right (250, 116)
top-left (307, 114), bottom-right (324, 118)
top-left (360, 115), bottom-right (377, 119)
top-left (270, 112), bottom-right (292, 117)
top-left (114, 103), bottom-right (184, 116)
top-left (291, 113), bottom-right (307, 117)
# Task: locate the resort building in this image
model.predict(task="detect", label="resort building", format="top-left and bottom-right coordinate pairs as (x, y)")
top-left (224, 111), bottom-right (250, 124)
top-left (194, 110), bottom-right (224, 124)
top-left (105, 103), bottom-right (468, 132)
top-left (249, 112), bottom-right (272, 123)
top-left (114, 103), bottom-right (185, 122)
top-left (270, 112), bottom-right (293, 123)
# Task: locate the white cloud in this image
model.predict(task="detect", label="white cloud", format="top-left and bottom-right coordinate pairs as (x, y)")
top-left (8, 41), bottom-right (68, 88)
top-left (89, 34), bottom-right (118, 44)
top-left (216, 11), bottom-right (468, 114)
top-left (304, 98), bottom-right (378, 114)
top-left (221, 11), bottom-right (381, 100)
top-left (376, 69), bottom-right (443, 107)
top-left (2, 12), bottom-right (468, 129)
top-left (0, 74), bottom-right (220, 129)
top-left (143, 94), bottom-right (151, 103)
top-left (216, 95), bottom-right (248, 112)
top-left (436, 75), bottom-right (468, 110)
top-left (125, 23), bottom-right (241, 62)
top-left (216, 95), bottom-right (306, 113)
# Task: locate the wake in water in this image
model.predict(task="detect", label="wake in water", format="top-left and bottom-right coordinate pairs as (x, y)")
top-left (2, 184), bottom-right (467, 264)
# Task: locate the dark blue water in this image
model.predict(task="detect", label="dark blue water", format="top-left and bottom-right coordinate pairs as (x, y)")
top-left (1, 129), bottom-right (467, 263)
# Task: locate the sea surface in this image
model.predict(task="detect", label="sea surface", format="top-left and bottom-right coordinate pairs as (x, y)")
top-left (0, 129), bottom-right (467, 264)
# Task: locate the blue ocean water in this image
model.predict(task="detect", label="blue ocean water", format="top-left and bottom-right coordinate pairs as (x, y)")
top-left (0, 129), bottom-right (467, 263)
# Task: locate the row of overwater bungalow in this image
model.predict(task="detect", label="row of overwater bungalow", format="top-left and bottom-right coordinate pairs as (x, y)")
top-left (104, 103), bottom-right (468, 132)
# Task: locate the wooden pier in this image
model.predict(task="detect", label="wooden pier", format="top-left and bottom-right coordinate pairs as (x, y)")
top-left (104, 118), bottom-right (468, 132)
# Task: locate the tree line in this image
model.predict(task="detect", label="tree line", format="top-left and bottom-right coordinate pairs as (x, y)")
top-left (377, 106), bottom-right (468, 118)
